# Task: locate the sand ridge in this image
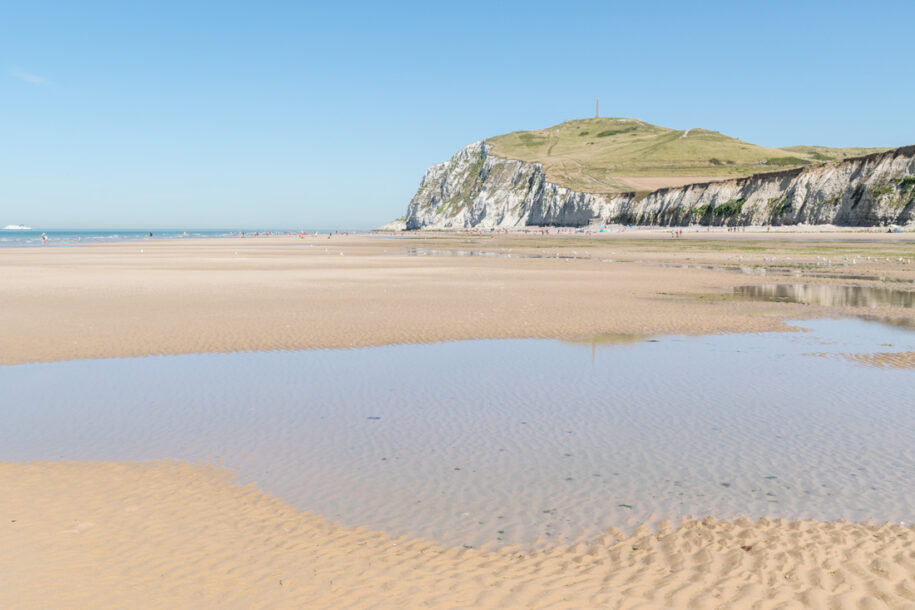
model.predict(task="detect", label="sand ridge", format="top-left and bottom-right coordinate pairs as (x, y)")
top-left (2, 460), bottom-right (913, 610)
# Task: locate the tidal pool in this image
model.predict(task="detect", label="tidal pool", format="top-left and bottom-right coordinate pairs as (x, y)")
top-left (734, 284), bottom-right (914, 308)
top-left (401, 248), bottom-right (913, 284)
top-left (1, 319), bottom-right (912, 547)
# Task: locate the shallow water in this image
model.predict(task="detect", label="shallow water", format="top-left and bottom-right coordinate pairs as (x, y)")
top-left (1, 319), bottom-right (913, 547)
top-left (400, 248), bottom-right (913, 283)
top-left (401, 247), bottom-right (613, 262)
top-left (734, 284), bottom-right (914, 308)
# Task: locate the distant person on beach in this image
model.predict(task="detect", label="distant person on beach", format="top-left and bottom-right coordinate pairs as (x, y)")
top-left (41, 232), bottom-right (48, 245)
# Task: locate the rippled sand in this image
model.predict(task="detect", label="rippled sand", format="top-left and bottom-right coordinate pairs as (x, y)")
top-left (3, 461), bottom-right (913, 610)
top-left (823, 351), bottom-right (915, 369)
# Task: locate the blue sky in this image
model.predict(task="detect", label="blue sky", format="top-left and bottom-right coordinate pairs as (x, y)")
top-left (3, 1), bottom-right (914, 229)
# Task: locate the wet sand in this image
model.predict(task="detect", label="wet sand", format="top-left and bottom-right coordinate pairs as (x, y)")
top-left (812, 351), bottom-right (915, 370)
top-left (1, 232), bottom-right (913, 608)
top-left (1, 232), bottom-right (912, 365)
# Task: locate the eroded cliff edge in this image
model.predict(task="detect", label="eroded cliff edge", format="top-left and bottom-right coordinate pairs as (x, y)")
top-left (396, 142), bottom-right (915, 229)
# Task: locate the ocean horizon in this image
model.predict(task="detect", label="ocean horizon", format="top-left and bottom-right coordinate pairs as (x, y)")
top-left (0, 228), bottom-right (363, 247)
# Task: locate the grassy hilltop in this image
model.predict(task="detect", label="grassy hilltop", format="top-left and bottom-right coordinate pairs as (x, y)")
top-left (487, 118), bottom-right (887, 194)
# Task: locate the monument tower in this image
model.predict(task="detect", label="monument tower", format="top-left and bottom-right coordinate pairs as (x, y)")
top-left (595, 98), bottom-right (599, 118)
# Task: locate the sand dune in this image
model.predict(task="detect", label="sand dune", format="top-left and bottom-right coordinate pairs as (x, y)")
top-left (2, 460), bottom-right (913, 609)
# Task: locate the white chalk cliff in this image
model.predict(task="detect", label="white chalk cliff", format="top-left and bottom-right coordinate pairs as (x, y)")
top-left (395, 142), bottom-right (915, 229)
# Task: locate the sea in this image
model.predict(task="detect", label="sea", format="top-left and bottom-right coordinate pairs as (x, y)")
top-left (0, 228), bottom-right (314, 247)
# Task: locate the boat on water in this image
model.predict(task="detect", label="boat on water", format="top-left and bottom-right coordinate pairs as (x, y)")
top-left (2, 224), bottom-right (32, 230)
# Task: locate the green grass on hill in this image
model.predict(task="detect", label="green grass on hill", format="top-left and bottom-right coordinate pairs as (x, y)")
top-left (486, 118), bottom-right (889, 194)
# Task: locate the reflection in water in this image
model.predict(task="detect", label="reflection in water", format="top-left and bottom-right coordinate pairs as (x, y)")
top-left (401, 249), bottom-right (913, 283)
top-left (562, 333), bottom-right (650, 365)
top-left (858, 314), bottom-right (915, 330)
top-left (734, 284), bottom-right (914, 309)
top-left (562, 332), bottom-right (649, 347)
top-left (402, 247), bottom-right (614, 262)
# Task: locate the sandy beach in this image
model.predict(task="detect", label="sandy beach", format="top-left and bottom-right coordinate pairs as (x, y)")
top-left (3, 460), bottom-right (913, 609)
top-left (1, 231), bottom-right (912, 365)
top-left (2, 231), bottom-right (913, 608)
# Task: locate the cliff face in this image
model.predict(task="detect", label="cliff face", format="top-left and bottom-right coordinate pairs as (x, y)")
top-left (400, 142), bottom-right (915, 229)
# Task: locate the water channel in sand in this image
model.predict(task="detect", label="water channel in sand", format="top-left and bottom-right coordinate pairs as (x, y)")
top-left (1, 319), bottom-right (912, 547)
top-left (400, 247), bottom-right (915, 283)
top-left (733, 283), bottom-right (914, 308)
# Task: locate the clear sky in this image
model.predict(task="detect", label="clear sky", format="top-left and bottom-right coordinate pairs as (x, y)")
top-left (3, 1), bottom-right (914, 229)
